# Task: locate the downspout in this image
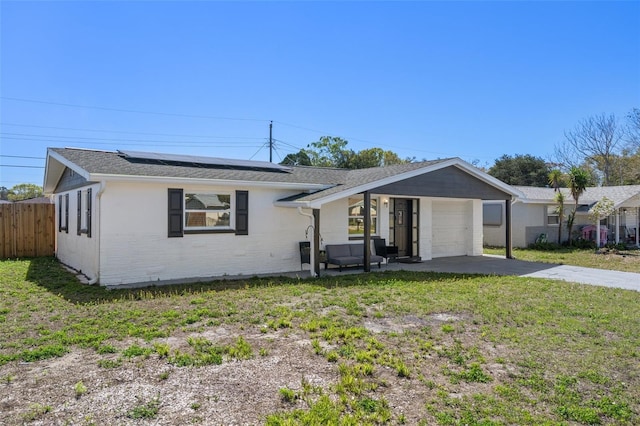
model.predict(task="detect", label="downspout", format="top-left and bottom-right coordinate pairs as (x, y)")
top-left (88, 182), bottom-right (105, 285)
top-left (298, 206), bottom-right (316, 277)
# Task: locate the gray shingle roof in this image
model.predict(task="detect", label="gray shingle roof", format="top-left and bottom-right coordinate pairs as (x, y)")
top-left (515, 185), bottom-right (640, 207)
top-left (50, 147), bottom-right (349, 186)
top-left (48, 148), bottom-right (517, 205)
top-left (49, 147), bottom-right (448, 190)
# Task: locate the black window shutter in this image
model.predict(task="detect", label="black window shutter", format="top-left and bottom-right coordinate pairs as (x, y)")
top-left (86, 188), bottom-right (92, 238)
top-left (235, 190), bottom-right (249, 235)
top-left (168, 188), bottom-right (184, 237)
top-left (58, 195), bottom-right (63, 232)
top-left (64, 194), bottom-right (69, 234)
top-left (77, 190), bottom-right (82, 235)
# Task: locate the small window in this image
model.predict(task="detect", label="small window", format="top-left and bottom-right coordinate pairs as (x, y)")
top-left (58, 194), bottom-right (69, 233)
top-left (483, 203), bottom-right (502, 226)
top-left (348, 196), bottom-right (377, 236)
top-left (185, 193), bottom-right (232, 231)
top-left (76, 189), bottom-right (92, 236)
top-left (547, 205), bottom-right (559, 225)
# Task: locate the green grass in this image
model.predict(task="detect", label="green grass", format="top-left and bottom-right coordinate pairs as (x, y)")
top-left (1, 257), bottom-right (639, 424)
top-left (484, 246), bottom-right (640, 273)
top-left (127, 395), bottom-right (161, 419)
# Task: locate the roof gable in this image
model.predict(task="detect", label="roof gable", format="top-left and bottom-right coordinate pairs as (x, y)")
top-left (374, 165), bottom-right (514, 200)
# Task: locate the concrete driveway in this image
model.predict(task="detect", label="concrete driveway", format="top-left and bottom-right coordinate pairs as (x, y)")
top-left (376, 255), bottom-right (640, 292)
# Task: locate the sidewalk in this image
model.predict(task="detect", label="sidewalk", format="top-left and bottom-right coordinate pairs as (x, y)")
top-left (320, 255), bottom-right (640, 292)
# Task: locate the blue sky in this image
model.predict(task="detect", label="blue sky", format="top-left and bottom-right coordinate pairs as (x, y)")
top-left (1, 1), bottom-right (639, 188)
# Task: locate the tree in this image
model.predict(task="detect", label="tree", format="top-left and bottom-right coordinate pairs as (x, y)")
top-left (626, 108), bottom-right (640, 149)
top-left (566, 167), bottom-right (590, 244)
top-left (280, 151), bottom-right (312, 166)
top-left (306, 136), bottom-right (352, 168)
top-left (0, 186), bottom-right (9, 201)
top-left (7, 183), bottom-right (43, 201)
top-left (281, 136), bottom-right (411, 169)
top-left (554, 191), bottom-right (566, 245)
top-left (487, 154), bottom-right (550, 186)
top-left (548, 169), bottom-right (564, 191)
top-left (555, 113), bottom-right (624, 186)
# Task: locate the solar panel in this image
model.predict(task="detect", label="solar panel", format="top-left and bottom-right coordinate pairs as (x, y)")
top-left (118, 150), bottom-right (292, 172)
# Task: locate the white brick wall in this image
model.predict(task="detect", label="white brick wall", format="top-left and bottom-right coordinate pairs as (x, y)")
top-left (55, 183), bottom-right (100, 281)
top-left (97, 182), bottom-right (311, 286)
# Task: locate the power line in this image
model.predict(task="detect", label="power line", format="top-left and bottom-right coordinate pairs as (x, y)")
top-left (0, 164), bottom-right (45, 169)
top-left (2, 98), bottom-right (499, 161)
top-left (1, 96), bottom-right (269, 122)
top-left (1, 136), bottom-right (263, 149)
top-left (0, 132), bottom-right (266, 146)
top-left (1, 122), bottom-right (265, 140)
top-left (0, 154), bottom-right (46, 160)
top-left (248, 142), bottom-right (268, 160)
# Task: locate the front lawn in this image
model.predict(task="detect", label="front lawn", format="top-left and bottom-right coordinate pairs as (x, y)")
top-left (1, 257), bottom-right (638, 425)
top-left (484, 246), bottom-right (640, 273)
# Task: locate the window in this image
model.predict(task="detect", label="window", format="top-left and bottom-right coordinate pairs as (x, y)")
top-left (348, 196), bottom-right (377, 236)
top-left (168, 189), bottom-right (248, 237)
top-left (547, 205), bottom-right (559, 225)
top-left (58, 194), bottom-right (69, 233)
top-left (76, 189), bottom-right (92, 237)
top-left (483, 203), bottom-right (502, 226)
top-left (185, 193), bottom-right (232, 230)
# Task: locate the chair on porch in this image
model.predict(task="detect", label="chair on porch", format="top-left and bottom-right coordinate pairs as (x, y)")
top-left (299, 241), bottom-right (311, 270)
top-left (373, 238), bottom-right (399, 264)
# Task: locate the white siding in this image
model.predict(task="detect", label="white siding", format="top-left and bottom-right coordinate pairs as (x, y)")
top-left (418, 198), bottom-right (433, 260)
top-left (469, 199), bottom-right (483, 256)
top-left (97, 182), bottom-right (311, 286)
top-left (55, 184), bottom-right (100, 281)
top-left (319, 198), bottom-right (349, 245)
top-left (482, 202), bottom-right (506, 247)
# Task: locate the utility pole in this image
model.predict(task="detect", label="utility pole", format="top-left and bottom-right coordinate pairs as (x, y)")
top-left (269, 121), bottom-right (273, 163)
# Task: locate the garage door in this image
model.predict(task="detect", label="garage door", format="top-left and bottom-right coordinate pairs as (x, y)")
top-left (432, 200), bottom-right (468, 257)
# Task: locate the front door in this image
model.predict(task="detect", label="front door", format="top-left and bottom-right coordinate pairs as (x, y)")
top-left (393, 198), bottom-right (413, 257)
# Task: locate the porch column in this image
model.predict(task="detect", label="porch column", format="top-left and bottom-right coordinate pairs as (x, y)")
top-left (363, 191), bottom-right (371, 272)
top-left (313, 209), bottom-right (321, 276)
top-left (615, 210), bottom-right (620, 244)
top-left (505, 199), bottom-right (513, 259)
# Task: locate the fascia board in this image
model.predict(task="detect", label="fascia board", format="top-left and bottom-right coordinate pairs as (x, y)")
top-left (450, 160), bottom-right (524, 198)
top-left (48, 150), bottom-right (92, 179)
top-left (305, 158), bottom-right (523, 208)
top-left (88, 173), bottom-right (329, 190)
top-left (297, 160), bottom-right (461, 208)
top-left (273, 200), bottom-right (312, 208)
top-left (517, 198), bottom-right (556, 204)
top-left (44, 149), bottom-right (91, 194)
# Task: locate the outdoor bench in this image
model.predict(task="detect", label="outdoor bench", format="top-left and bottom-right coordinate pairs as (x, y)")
top-left (324, 243), bottom-right (384, 271)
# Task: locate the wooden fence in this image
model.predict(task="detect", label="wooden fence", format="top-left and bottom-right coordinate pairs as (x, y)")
top-left (0, 203), bottom-right (55, 258)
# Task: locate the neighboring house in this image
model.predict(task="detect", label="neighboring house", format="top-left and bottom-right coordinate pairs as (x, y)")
top-left (484, 185), bottom-right (640, 248)
top-left (44, 148), bottom-right (519, 287)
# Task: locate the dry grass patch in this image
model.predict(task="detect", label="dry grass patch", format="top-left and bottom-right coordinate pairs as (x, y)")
top-left (0, 257), bottom-right (638, 425)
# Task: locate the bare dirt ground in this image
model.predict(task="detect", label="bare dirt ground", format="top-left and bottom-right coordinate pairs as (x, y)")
top-left (0, 313), bottom-right (504, 425)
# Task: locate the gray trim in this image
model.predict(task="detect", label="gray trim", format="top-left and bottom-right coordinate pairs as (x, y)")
top-left (55, 167), bottom-right (91, 192)
top-left (373, 166), bottom-right (513, 200)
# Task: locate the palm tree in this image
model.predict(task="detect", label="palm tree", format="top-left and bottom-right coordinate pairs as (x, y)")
top-left (548, 169), bottom-right (564, 192)
top-left (554, 191), bottom-right (566, 244)
top-left (566, 166), bottom-right (590, 244)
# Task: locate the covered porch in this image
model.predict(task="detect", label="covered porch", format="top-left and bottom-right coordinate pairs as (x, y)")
top-left (279, 160), bottom-right (522, 277)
